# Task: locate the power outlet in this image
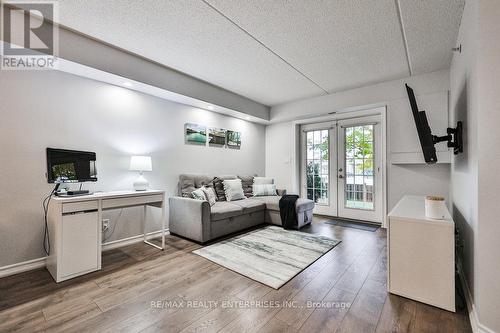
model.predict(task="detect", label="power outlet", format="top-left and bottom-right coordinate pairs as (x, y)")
top-left (102, 219), bottom-right (110, 232)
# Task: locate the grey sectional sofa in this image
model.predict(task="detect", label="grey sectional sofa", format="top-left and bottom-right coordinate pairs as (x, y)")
top-left (169, 174), bottom-right (314, 243)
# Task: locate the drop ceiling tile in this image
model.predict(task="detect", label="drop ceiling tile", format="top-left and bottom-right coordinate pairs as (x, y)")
top-left (206, 0), bottom-right (410, 93)
top-left (57, 0), bottom-right (325, 105)
top-left (399, 0), bottom-right (465, 74)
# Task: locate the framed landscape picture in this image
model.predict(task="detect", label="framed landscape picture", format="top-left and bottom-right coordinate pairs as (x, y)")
top-left (227, 130), bottom-right (241, 149)
top-left (208, 127), bottom-right (226, 146)
top-left (185, 123), bottom-right (207, 145)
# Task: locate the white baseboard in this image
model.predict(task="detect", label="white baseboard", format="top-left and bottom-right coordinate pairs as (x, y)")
top-left (457, 259), bottom-right (496, 333)
top-left (0, 229), bottom-right (169, 279)
top-left (0, 257), bottom-right (46, 278)
top-left (102, 228), bottom-right (169, 251)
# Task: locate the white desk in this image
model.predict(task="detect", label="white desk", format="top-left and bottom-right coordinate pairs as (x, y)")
top-left (47, 190), bottom-right (166, 282)
top-left (388, 195), bottom-right (455, 312)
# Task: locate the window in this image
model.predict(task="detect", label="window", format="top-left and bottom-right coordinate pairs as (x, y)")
top-left (306, 130), bottom-right (329, 205)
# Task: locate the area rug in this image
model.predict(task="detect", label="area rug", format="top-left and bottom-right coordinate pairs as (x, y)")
top-left (324, 219), bottom-right (380, 232)
top-left (192, 226), bottom-right (340, 289)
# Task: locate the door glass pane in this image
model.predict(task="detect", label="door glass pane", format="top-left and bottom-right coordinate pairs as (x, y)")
top-left (344, 125), bottom-right (374, 210)
top-left (307, 132), bottom-right (314, 145)
top-left (306, 129), bottom-right (329, 205)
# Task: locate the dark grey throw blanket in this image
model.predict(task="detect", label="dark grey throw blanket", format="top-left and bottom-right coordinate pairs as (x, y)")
top-left (279, 195), bottom-right (299, 230)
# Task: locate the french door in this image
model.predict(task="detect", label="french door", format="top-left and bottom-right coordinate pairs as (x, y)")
top-left (301, 116), bottom-right (383, 223)
top-left (300, 123), bottom-right (337, 216)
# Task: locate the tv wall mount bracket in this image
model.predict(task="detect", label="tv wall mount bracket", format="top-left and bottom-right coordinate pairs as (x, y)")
top-left (432, 121), bottom-right (463, 155)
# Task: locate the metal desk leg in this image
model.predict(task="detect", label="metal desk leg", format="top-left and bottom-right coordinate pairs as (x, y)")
top-left (143, 203), bottom-right (164, 250)
top-left (161, 196), bottom-right (165, 250)
top-left (142, 205), bottom-right (147, 242)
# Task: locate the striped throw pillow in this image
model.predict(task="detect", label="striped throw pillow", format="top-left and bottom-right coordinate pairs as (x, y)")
top-left (252, 184), bottom-right (277, 196)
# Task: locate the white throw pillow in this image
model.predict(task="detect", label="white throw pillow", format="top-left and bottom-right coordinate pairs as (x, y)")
top-left (253, 184), bottom-right (277, 196)
top-left (201, 186), bottom-right (217, 206)
top-left (191, 188), bottom-right (206, 201)
top-left (223, 179), bottom-right (245, 201)
top-left (253, 177), bottom-right (274, 185)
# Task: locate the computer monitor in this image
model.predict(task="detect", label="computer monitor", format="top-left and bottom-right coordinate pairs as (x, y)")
top-left (46, 148), bottom-right (97, 183)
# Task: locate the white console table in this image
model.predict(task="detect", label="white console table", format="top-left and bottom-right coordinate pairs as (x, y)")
top-left (47, 190), bottom-right (166, 282)
top-left (388, 195), bottom-right (455, 312)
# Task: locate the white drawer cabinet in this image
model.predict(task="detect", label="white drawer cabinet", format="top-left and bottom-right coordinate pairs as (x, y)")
top-left (47, 204), bottom-right (101, 282)
top-left (388, 195), bottom-right (455, 312)
top-left (60, 212), bottom-right (100, 278)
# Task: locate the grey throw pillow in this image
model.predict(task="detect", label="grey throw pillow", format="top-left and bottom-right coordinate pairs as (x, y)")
top-left (223, 179), bottom-right (245, 201)
top-left (201, 186), bottom-right (217, 206)
top-left (238, 175), bottom-right (254, 198)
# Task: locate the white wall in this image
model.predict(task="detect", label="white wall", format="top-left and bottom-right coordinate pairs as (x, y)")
top-left (476, 0), bottom-right (500, 329)
top-left (0, 70), bottom-right (266, 267)
top-left (265, 122), bottom-right (296, 192)
top-left (451, 0), bottom-right (500, 331)
top-left (267, 70), bottom-right (451, 213)
top-left (449, 0), bottom-right (479, 324)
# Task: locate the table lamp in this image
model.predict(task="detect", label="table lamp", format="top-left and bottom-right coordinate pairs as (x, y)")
top-left (130, 156), bottom-right (152, 191)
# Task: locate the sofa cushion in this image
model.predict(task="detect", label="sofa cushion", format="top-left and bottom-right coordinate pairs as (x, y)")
top-left (195, 175), bottom-right (215, 188)
top-left (179, 174), bottom-right (214, 197)
top-left (179, 174), bottom-right (196, 197)
top-left (249, 196), bottom-right (280, 211)
top-left (213, 175), bottom-right (237, 201)
top-left (230, 198), bottom-right (266, 214)
top-left (210, 201), bottom-right (243, 221)
top-left (238, 175), bottom-right (254, 198)
top-left (296, 198), bottom-right (315, 213)
top-left (250, 196), bottom-right (314, 213)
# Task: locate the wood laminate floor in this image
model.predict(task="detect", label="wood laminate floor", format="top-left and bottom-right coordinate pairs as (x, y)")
top-left (0, 217), bottom-right (472, 333)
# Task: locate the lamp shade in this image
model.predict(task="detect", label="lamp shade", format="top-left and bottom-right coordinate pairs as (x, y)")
top-left (129, 156), bottom-right (152, 172)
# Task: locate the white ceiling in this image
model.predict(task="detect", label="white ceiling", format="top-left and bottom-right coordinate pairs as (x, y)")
top-left (398, 0), bottom-right (465, 74)
top-left (56, 0), bottom-right (464, 106)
